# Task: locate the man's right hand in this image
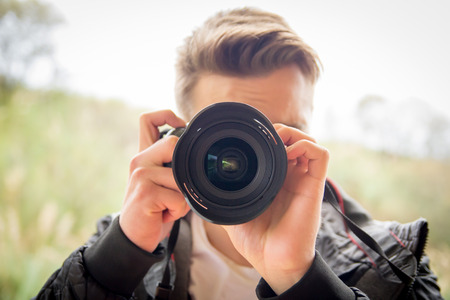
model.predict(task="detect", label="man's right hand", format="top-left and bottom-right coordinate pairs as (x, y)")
top-left (119, 110), bottom-right (190, 252)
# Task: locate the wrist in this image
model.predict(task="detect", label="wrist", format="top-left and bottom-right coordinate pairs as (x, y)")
top-left (119, 217), bottom-right (158, 252)
top-left (84, 217), bottom-right (165, 297)
top-left (258, 251), bottom-right (356, 299)
top-left (261, 252), bottom-right (315, 295)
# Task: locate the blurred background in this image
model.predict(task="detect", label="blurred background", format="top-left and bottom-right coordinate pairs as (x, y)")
top-left (1, 0), bottom-right (449, 299)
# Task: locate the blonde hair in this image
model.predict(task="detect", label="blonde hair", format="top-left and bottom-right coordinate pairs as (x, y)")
top-left (175, 7), bottom-right (321, 118)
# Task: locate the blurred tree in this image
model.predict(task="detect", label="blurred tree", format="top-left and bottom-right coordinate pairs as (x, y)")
top-left (356, 95), bottom-right (390, 152)
top-left (419, 103), bottom-right (450, 160)
top-left (0, 0), bottom-right (62, 103)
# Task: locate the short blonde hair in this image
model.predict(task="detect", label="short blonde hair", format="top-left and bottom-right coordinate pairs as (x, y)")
top-left (175, 7), bottom-right (322, 119)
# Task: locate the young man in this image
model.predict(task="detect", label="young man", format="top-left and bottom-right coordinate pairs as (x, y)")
top-left (36, 8), bottom-right (442, 299)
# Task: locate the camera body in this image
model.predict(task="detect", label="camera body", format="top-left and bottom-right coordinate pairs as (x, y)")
top-left (164, 102), bottom-right (287, 225)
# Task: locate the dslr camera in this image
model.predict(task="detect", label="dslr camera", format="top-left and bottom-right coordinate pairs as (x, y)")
top-left (163, 102), bottom-right (287, 225)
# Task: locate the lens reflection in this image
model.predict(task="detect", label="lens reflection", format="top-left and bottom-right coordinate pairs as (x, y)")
top-left (222, 157), bottom-right (240, 172)
top-left (205, 138), bottom-right (257, 191)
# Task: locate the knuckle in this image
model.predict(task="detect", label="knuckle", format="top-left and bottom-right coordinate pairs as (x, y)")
top-left (128, 168), bottom-right (160, 200)
top-left (164, 135), bottom-right (179, 148)
top-left (139, 112), bottom-right (151, 124)
top-left (130, 166), bottom-right (150, 182)
top-left (322, 147), bottom-right (330, 160)
top-left (129, 153), bottom-right (143, 172)
top-left (160, 109), bottom-right (174, 115)
top-left (273, 123), bottom-right (285, 130)
top-left (276, 123), bottom-right (288, 132)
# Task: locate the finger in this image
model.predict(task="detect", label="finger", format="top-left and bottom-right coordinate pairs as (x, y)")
top-left (149, 185), bottom-right (189, 223)
top-left (150, 188), bottom-right (189, 224)
top-left (286, 140), bottom-right (329, 179)
top-left (162, 198), bottom-right (190, 223)
top-left (286, 140), bottom-right (328, 161)
top-left (274, 123), bottom-right (316, 146)
top-left (139, 110), bottom-right (186, 151)
top-left (125, 168), bottom-right (187, 217)
top-left (120, 180), bottom-right (189, 251)
top-left (129, 165), bottom-right (180, 193)
top-left (131, 135), bottom-right (179, 172)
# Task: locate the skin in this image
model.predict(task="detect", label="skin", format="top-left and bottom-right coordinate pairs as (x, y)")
top-left (120, 64), bottom-right (329, 295)
top-left (191, 65), bottom-right (314, 131)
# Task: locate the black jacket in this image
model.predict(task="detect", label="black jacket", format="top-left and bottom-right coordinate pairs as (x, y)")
top-left (35, 181), bottom-right (443, 299)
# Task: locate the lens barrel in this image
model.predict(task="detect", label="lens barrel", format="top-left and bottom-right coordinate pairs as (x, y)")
top-left (171, 102), bottom-right (287, 225)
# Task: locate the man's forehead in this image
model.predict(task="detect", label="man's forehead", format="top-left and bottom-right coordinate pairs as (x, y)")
top-left (193, 65), bottom-right (309, 102)
top-left (189, 65), bottom-right (314, 131)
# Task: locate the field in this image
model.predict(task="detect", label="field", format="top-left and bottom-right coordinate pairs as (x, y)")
top-left (325, 142), bottom-right (450, 298)
top-left (1, 89), bottom-right (449, 299)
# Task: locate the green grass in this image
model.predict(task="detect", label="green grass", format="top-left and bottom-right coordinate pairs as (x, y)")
top-left (0, 88), bottom-right (449, 299)
top-left (0, 88), bottom-right (141, 299)
top-left (325, 142), bottom-right (450, 246)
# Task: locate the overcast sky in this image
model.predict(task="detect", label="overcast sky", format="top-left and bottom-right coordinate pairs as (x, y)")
top-left (32, 0), bottom-right (450, 138)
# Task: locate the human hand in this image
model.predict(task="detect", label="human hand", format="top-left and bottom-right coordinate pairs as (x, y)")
top-left (119, 110), bottom-right (190, 252)
top-left (223, 124), bottom-right (329, 294)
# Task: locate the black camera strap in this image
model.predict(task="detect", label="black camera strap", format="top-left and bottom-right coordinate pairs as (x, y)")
top-left (155, 219), bottom-right (180, 300)
top-left (154, 181), bottom-right (414, 300)
top-left (324, 181), bottom-right (414, 286)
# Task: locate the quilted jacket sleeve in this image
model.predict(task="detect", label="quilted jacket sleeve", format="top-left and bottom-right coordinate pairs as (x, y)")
top-left (411, 255), bottom-right (443, 299)
top-left (256, 251), bottom-right (369, 299)
top-left (34, 216), bottom-right (165, 300)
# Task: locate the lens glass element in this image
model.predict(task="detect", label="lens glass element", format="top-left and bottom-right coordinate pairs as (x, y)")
top-left (222, 156), bottom-right (240, 173)
top-left (205, 137), bottom-right (257, 191)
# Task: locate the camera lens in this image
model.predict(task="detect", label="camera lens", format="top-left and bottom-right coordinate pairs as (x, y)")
top-left (171, 102), bottom-right (287, 225)
top-left (205, 137), bottom-right (257, 191)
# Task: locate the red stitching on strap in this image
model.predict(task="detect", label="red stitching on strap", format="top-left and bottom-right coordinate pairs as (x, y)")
top-left (389, 230), bottom-right (406, 248)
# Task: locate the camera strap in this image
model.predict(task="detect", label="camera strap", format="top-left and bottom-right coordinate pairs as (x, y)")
top-left (324, 180), bottom-right (414, 286)
top-left (155, 219), bottom-right (180, 300)
top-left (153, 181), bottom-right (414, 299)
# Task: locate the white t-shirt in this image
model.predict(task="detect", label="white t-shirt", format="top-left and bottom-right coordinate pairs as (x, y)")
top-left (188, 214), bottom-right (261, 300)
